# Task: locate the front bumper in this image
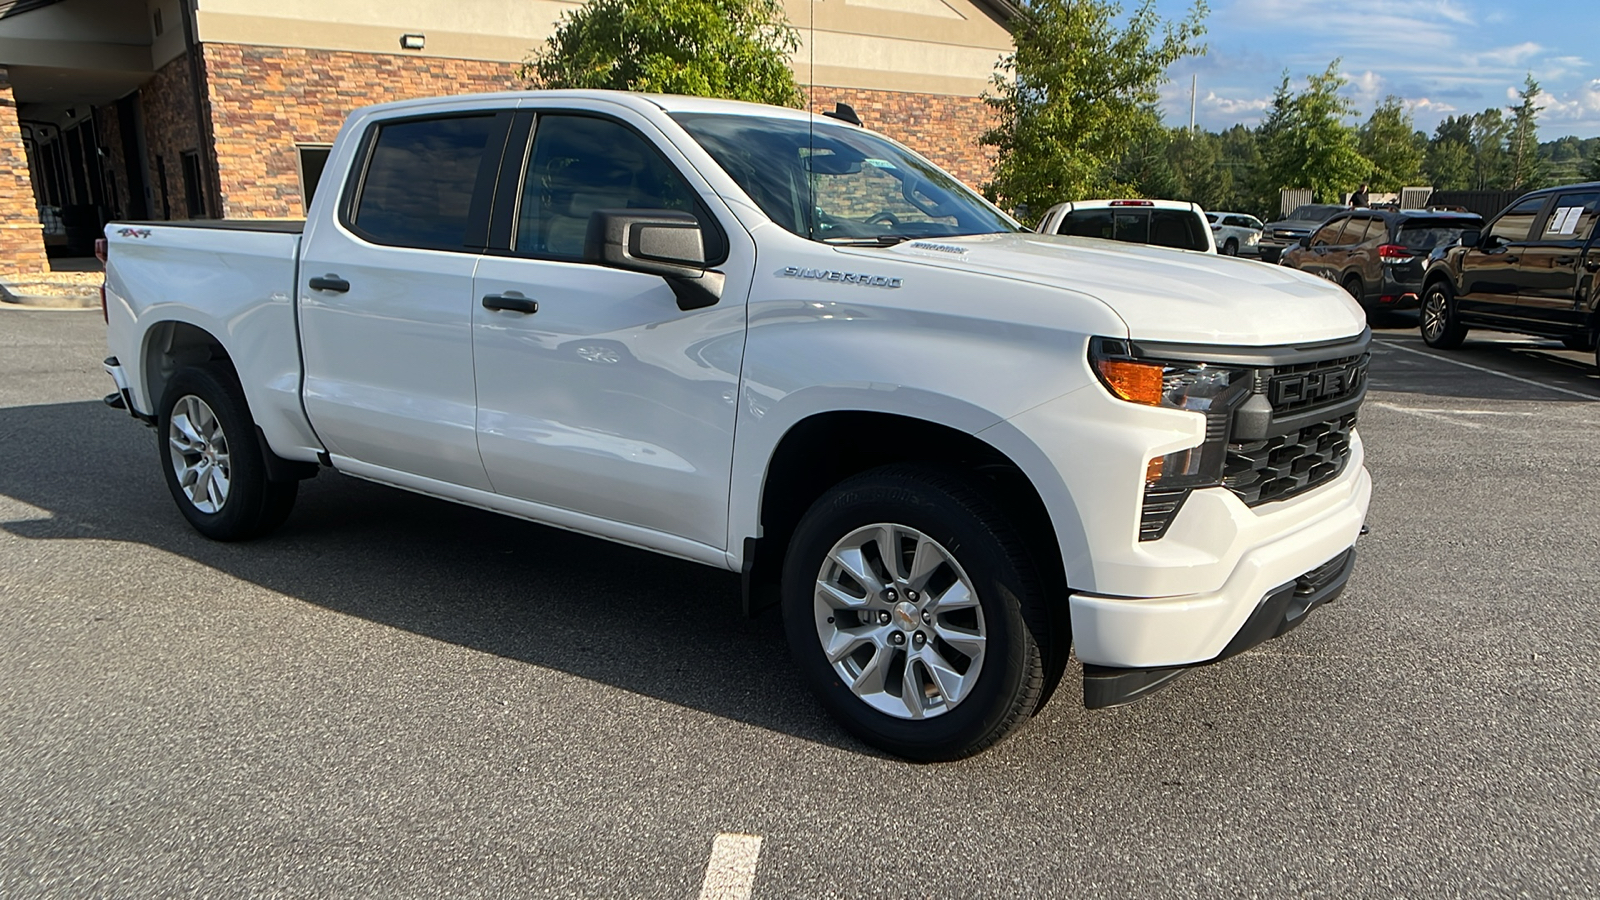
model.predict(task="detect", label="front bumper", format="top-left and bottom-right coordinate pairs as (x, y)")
top-left (1068, 456), bottom-right (1370, 670)
top-left (1081, 547), bottom-right (1357, 707)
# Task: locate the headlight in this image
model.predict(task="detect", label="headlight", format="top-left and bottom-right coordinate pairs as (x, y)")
top-left (1089, 338), bottom-right (1254, 539)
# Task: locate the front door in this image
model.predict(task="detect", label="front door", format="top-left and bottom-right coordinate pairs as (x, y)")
top-left (470, 110), bottom-right (751, 550)
top-left (1459, 194), bottom-right (1546, 321)
top-left (299, 110), bottom-right (511, 490)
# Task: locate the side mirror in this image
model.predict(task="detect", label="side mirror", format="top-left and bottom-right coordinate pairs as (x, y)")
top-left (1458, 230), bottom-right (1481, 248)
top-left (585, 209), bottom-right (724, 310)
top-left (1297, 235), bottom-right (1311, 249)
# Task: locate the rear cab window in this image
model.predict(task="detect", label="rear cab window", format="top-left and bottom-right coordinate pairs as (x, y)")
top-left (1056, 207), bottom-right (1208, 251)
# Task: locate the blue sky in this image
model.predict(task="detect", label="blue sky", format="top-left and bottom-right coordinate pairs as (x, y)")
top-left (1142, 0), bottom-right (1600, 139)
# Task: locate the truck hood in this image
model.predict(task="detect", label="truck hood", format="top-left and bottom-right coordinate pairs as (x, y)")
top-left (885, 232), bottom-right (1367, 346)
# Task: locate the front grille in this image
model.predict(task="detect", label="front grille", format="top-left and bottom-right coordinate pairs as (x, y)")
top-left (1267, 353), bottom-right (1369, 416)
top-left (1224, 412), bottom-right (1356, 506)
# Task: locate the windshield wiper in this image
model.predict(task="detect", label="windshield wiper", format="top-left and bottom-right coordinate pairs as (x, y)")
top-left (820, 235), bottom-right (912, 246)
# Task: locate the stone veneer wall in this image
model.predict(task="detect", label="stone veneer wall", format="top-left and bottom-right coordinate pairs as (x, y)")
top-left (140, 54), bottom-right (209, 220)
top-left (195, 46), bottom-right (999, 217)
top-left (808, 86), bottom-right (997, 193)
top-left (202, 44), bottom-right (521, 218)
top-left (0, 67), bottom-right (49, 276)
top-left (93, 105), bottom-right (130, 221)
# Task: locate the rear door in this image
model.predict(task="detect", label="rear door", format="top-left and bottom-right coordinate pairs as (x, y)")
top-left (1515, 191), bottom-right (1600, 326)
top-left (1458, 194), bottom-right (1546, 321)
top-left (299, 108), bottom-right (512, 490)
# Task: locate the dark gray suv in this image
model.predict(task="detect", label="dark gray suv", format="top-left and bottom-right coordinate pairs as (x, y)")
top-left (1280, 208), bottom-right (1484, 315)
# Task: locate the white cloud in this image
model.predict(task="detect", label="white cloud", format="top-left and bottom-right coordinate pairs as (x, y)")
top-left (1474, 42), bottom-right (1543, 66)
top-left (1407, 98), bottom-right (1458, 114)
top-left (1204, 92), bottom-right (1272, 115)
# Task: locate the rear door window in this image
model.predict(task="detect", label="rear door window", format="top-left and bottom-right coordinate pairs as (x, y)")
top-left (350, 114), bottom-right (499, 251)
top-left (1539, 192), bottom-right (1600, 243)
top-left (1354, 217), bottom-right (1389, 245)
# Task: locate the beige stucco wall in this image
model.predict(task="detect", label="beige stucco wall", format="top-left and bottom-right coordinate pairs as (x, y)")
top-left (193, 0), bottom-right (1011, 97)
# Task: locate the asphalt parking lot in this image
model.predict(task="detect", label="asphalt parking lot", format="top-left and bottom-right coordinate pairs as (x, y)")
top-left (3, 307), bottom-right (1597, 898)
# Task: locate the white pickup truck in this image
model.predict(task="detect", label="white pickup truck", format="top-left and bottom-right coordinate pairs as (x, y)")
top-left (102, 90), bottom-right (1372, 760)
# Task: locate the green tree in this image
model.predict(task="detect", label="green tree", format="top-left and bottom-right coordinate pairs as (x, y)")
top-left (1506, 75), bottom-right (1546, 189)
top-left (524, 0), bottom-right (803, 107)
top-left (1164, 127), bottom-right (1232, 209)
top-left (1587, 147), bottom-right (1600, 182)
top-left (1469, 108), bottom-right (1509, 189)
top-left (1359, 96), bottom-right (1425, 191)
top-left (981, 0), bottom-right (1208, 213)
top-left (1256, 61), bottom-right (1371, 204)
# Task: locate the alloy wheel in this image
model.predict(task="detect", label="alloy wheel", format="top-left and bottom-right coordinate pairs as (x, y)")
top-left (812, 523), bottom-right (987, 720)
top-left (167, 394), bottom-right (231, 513)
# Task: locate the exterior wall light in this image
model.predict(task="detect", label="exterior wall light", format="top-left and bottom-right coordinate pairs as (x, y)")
top-left (400, 34), bottom-right (425, 50)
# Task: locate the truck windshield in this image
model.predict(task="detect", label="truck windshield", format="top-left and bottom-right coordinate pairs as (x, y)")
top-left (671, 113), bottom-right (1020, 244)
top-left (1287, 205), bottom-right (1347, 223)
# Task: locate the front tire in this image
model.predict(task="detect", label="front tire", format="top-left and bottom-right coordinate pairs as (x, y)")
top-left (781, 465), bottom-right (1050, 761)
top-left (1420, 282), bottom-right (1467, 349)
top-left (1559, 332), bottom-right (1596, 352)
top-left (158, 364), bottom-right (298, 541)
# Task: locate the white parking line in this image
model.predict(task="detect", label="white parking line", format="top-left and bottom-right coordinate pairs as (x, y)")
top-left (1373, 339), bottom-right (1599, 401)
top-left (697, 833), bottom-right (763, 900)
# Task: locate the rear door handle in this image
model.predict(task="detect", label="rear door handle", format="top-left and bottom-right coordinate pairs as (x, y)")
top-left (1554, 256), bottom-right (1576, 266)
top-left (482, 293), bottom-right (538, 314)
top-left (308, 274), bottom-right (350, 293)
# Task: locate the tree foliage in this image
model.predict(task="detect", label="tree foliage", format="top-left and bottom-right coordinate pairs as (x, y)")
top-left (524, 0), bottom-right (803, 107)
top-left (1359, 96), bottom-right (1425, 191)
top-left (1506, 75), bottom-right (1546, 190)
top-left (1256, 62), bottom-right (1370, 203)
top-left (981, 0), bottom-right (1208, 215)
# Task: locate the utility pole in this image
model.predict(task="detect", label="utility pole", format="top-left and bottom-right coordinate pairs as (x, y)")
top-left (1189, 74), bottom-right (1197, 134)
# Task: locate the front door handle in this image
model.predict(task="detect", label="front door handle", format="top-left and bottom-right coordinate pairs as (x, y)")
top-left (482, 293), bottom-right (539, 314)
top-left (308, 274), bottom-right (350, 293)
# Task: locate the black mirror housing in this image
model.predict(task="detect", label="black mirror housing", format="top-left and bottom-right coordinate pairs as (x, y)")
top-left (1297, 235), bottom-right (1311, 249)
top-left (585, 209), bottom-right (724, 310)
top-left (1459, 229), bottom-right (1481, 248)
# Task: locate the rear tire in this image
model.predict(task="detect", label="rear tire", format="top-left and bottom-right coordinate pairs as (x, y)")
top-left (158, 364), bottom-right (298, 541)
top-left (781, 465), bottom-right (1050, 761)
top-left (1222, 238), bottom-right (1239, 256)
top-left (1420, 282), bottom-right (1467, 349)
top-left (1342, 274), bottom-right (1365, 305)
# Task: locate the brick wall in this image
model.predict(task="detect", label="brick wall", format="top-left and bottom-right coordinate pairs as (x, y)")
top-left (203, 44), bottom-right (521, 218)
top-left (93, 105), bottom-right (130, 220)
top-left (808, 86), bottom-right (997, 192)
top-left (0, 67), bottom-right (48, 276)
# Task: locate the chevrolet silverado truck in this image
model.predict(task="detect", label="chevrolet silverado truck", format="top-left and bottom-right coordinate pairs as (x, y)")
top-left (101, 90), bottom-right (1372, 760)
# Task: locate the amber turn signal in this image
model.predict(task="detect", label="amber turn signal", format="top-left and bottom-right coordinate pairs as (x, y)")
top-left (1094, 358), bottom-right (1164, 406)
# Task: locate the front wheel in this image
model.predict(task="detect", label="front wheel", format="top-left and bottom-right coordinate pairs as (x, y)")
top-left (1559, 332), bottom-right (1596, 352)
top-left (159, 364), bottom-right (298, 541)
top-left (1420, 283), bottom-right (1467, 349)
top-left (781, 465), bottom-right (1051, 761)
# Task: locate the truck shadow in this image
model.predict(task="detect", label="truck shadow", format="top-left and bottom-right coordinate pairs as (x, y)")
top-left (0, 400), bottom-right (870, 755)
top-left (1365, 329), bottom-right (1600, 402)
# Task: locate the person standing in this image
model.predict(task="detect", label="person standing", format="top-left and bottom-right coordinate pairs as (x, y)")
top-left (1351, 183), bottom-right (1370, 208)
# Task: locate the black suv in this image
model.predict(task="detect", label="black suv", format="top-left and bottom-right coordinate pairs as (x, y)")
top-left (1280, 208), bottom-right (1484, 315)
top-left (1419, 182), bottom-right (1599, 365)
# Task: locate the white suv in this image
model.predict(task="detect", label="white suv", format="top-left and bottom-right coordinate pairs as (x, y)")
top-left (1036, 199), bottom-right (1216, 253)
top-left (1206, 211), bottom-right (1264, 257)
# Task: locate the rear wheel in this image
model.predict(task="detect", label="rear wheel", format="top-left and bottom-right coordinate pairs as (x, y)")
top-left (781, 465), bottom-right (1050, 761)
top-left (1342, 274), bottom-right (1365, 305)
top-left (1222, 238), bottom-right (1239, 256)
top-left (1420, 282), bottom-right (1467, 349)
top-left (158, 364), bottom-right (298, 541)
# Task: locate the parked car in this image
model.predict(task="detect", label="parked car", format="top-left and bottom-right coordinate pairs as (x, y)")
top-left (1279, 208), bottom-right (1484, 315)
top-left (1257, 204), bottom-right (1348, 263)
top-left (1419, 181), bottom-right (1600, 364)
top-left (1035, 199), bottom-right (1216, 253)
top-left (1205, 211), bottom-right (1264, 256)
top-left (100, 90), bottom-right (1371, 761)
